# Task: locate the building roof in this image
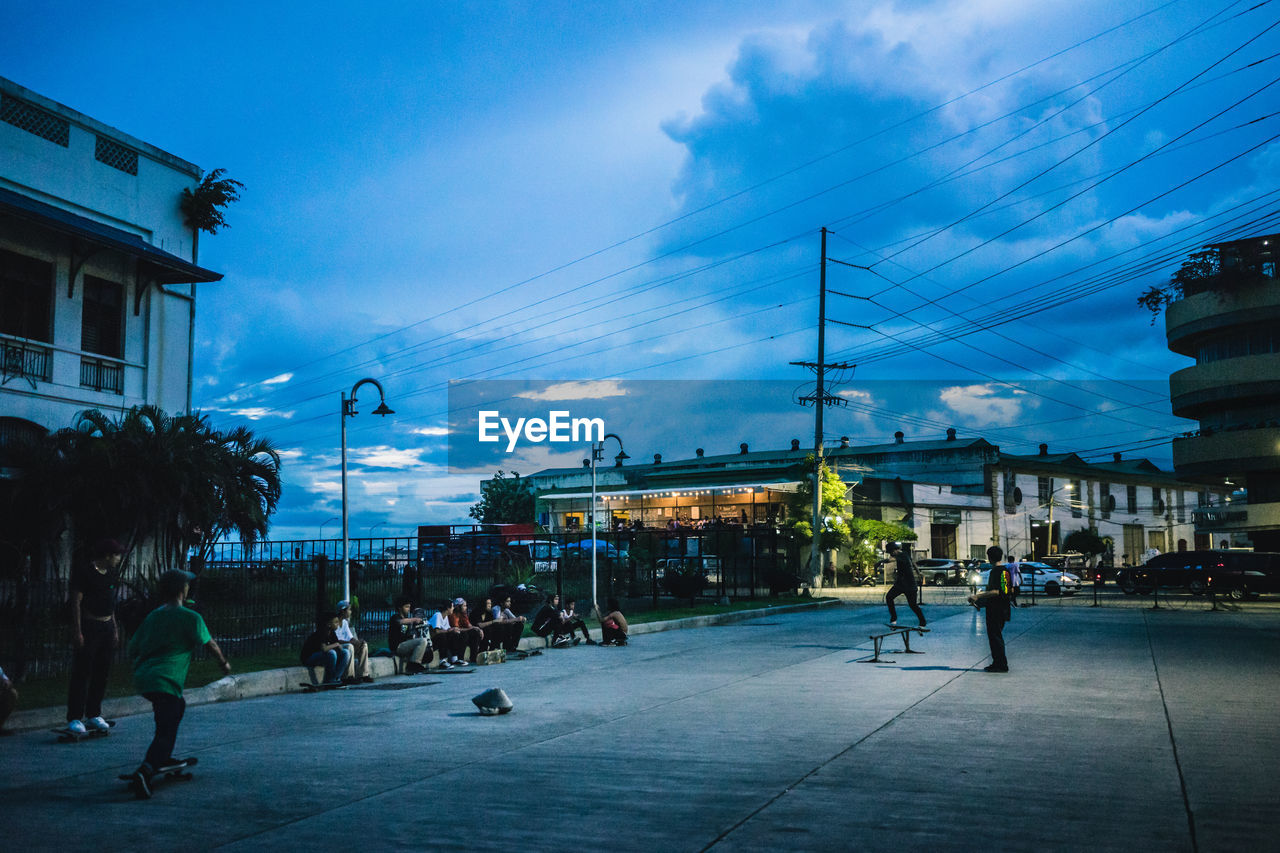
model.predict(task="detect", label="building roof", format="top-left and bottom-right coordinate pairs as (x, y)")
top-left (0, 187), bottom-right (222, 284)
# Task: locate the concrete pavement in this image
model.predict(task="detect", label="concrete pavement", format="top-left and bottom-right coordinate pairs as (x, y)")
top-left (3, 599), bottom-right (1277, 852)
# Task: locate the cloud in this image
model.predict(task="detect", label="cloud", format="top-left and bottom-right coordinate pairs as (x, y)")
top-left (938, 383), bottom-right (1030, 424)
top-left (411, 426), bottom-right (450, 437)
top-left (515, 380), bottom-right (630, 401)
top-left (352, 445), bottom-right (429, 469)
top-left (263, 372), bottom-right (294, 385)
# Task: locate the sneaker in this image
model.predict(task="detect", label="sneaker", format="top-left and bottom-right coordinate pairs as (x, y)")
top-left (572, 637), bottom-right (582, 646)
top-left (983, 664), bottom-right (1009, 673)
top-left (361, 675), bottom-right (374, 684)
top-left (585, 638), bottom-right (598, 645)
top-left (450, 657), bottom-right (466, 666)
top-left (552, 636), bottom-right (571, 648)
top-left (86, 716), bottom-right (110, 732)
top-left (438, 659), bottom-right (454, 670)
top-left (67, 719), bottom-right (87, 735)
top-left (130, 768), bottom-right (152, 799)
top-left (405, 661), bottom-right (426, 674)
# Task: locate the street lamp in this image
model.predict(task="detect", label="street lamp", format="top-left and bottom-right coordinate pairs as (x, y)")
top-left (591, 433), bottom-right (627, 613)
top-left (319, 517), bottom-right (339, 540)
top-left (341, 378), bottom-right (394, 604)
top-left (1026, 482), bottom-right (1074, 606)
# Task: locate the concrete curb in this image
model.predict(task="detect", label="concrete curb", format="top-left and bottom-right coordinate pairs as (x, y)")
top-left (7, 598), bottom-right (838, 733)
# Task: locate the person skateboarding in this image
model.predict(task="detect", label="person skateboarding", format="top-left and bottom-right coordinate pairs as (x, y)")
top-left (969, 545), bottom-right (1013, 673)
top-left (126, 569), bottom-right (230, 797)
top-left (884, 542), bottom-right (926, 628)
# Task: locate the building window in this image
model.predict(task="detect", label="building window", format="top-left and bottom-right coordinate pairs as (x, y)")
top-left (1176, 491), bottom-right (1185, 523)
top-left (94, 135), bottom-right (138, 175)
top-left (1, 249), bottom-right (54, 342)
top-left (1198, 489), bottom-right (1210, 508)
top-left (1038, 476), bottom-right (1051, 507)
top-left (1151, 487), bottom-right (1164, 516)
top-left (81, 275), bottom-right (123, 358)
top-left (1100, 482), bottom-right (1112, 518)
top-left (1071, 479), bottom-right (1082, 518)
top-left (1127, 485), bottom-right (1138, 515)
top-left (0, 94), bottom-right (70, 146)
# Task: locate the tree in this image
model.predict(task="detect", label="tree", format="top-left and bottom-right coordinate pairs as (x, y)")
top-left (846, 518), bottom-right (917, 575)
top-left (470, 470), bottom-right (535, 524)
top-left (7, 406), bottom-right (281, 580)
top-left (180, 168), bottom-right (244, 235)
top-left (1137, 244), bottom-right (1270, 323)
top-left (785, 457), bottom-right (854, 590)
top-left (1062, 528), bottom-right (1108, 564)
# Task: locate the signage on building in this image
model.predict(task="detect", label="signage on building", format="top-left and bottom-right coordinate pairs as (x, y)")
top-left (1192, 509), bottom-right (1247, 525)
top-left (932, 509), bottom-right (962, 525)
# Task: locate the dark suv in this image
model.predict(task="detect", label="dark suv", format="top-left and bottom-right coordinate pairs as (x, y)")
top-left (1118, 550), bottom-right (1280, 599)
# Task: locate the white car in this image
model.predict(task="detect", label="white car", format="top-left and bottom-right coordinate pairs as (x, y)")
top-left (973, 562), bottom-right (1081, 596)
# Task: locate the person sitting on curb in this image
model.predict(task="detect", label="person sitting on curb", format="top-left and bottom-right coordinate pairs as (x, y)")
top-left (0, 664), bottom-right (17, 736)
top-left (492, 595), bottom-right (529, 653)
top-left (598, 597), bottom-right (629, 646)
top-left (334, 599), bottom-right (372, 684)
top-left (448, 598), bottom-right (486, 665)
top-left (559, 597), bottom-right (596, 645)
top-left (532, 593), bottom-right (572, 647)
top-left (301, 612), bottom-right (351, 687)
top-left (388, 596), bottom-right (432, 674)
top-left (429, 600), bottom-right (467, 669)
top-left (126, 569), bottom-right (231, 798)
top-left (472, 596), bottom-right (520, 654)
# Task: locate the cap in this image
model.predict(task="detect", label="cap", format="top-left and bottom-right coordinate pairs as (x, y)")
top-left (336, 599), bottom-right (351, 610)
top-left (453, 597), bottom-right (466, 607)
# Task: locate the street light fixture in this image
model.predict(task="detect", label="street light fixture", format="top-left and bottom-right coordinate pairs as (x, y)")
top-left (319, 517), bottom-right (339, 540)
top-left (590, 433), bottom-right (626, 614)
top-left (1026, 482), bottom-right (1074, 606)
top-left (341, 378), bottom-right (394, 604)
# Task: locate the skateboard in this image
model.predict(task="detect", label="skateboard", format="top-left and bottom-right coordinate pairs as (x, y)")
top-left (299, 682), bottom-right (351, 692)
top-left (119, 757), bottom-right (198, 799)
top-left (434, 667), bottom-right (476, 674)
top-left (52, 720), bottom-right (115, 743)
top-left (885, 624), bottom-right (930, 633)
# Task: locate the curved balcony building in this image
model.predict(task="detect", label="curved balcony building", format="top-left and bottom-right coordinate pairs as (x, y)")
top-left (1164, 233), bottom-right (1280, 550)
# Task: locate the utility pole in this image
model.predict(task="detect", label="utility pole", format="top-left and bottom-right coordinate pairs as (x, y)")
top-left (791, 227), bottom-right (854, 591)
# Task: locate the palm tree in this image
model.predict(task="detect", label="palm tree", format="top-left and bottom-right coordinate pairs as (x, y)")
top-left (10, 406), bottom-right (283, 580)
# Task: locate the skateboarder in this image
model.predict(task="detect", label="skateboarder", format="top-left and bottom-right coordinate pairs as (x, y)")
top-left (969, 545), bottom-right (1013, 673)
top-left (126, 569), bottom-right (231, 796)
top-left (884, 542), bottom-right (926, 628)
top-left (65, 538), bottom-right (125, 736)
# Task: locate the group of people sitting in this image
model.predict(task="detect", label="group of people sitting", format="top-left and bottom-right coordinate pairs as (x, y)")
top-left (301, 592), bottom-right (631, 682)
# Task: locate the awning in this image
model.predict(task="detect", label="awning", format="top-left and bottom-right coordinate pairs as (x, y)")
top-left (0, 186), bottom-right (222, 285)
top-left (539, 480), bottom-right (812, 501)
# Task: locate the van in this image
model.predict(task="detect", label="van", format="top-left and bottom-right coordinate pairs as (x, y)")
top-left (505, 540), bottom-right (561, 573)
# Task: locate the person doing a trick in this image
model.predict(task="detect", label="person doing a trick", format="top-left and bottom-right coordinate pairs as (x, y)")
top-left (885, 542), bottom-right (926, 628)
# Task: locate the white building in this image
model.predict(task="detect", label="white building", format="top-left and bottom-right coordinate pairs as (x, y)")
top-left (0, 75), bottom-right (221, 448)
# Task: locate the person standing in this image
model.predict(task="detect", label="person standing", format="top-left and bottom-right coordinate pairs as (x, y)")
top-left (126, 569), bottom-right (231, 797)
top-left (884, 542), bottom-right (926, 628)
top-left (65, 538), bottom-right (126, 735)
top-left (969, 545), bottom-right (1013, 673)
top-left (0, 664), bottom-right (17, 735)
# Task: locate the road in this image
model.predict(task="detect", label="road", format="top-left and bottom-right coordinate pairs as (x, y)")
top-left (3, 600), bottom-right (1278, 852)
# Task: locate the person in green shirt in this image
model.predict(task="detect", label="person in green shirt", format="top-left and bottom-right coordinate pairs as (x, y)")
top-left (126, 569), bottom-right (230, 797)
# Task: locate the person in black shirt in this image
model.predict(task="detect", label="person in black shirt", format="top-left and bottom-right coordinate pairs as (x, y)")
top-left (65, 538), bottom-right (125, 735)
top-left (884, 542), bottom-right (926, 628)
top-left (300, 612), bottom-right (350, 686)
top-left (970, 545), bottom-right (1013, 672)
top-left (388, 596), bottom-right (431, 674)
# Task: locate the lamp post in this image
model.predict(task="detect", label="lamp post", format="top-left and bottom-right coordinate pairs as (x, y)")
top-left (319, 517), bottom-right (339, 540)
top-left (590, 433), bottom-right (627, 613)
top-left (341, 378), bottom-right (394, 604)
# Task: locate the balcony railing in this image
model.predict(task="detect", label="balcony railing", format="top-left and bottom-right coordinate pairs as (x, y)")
top-left (1, 337), bottom-right (52, 388)
top-left (79, 356), bottom-right (124, 394)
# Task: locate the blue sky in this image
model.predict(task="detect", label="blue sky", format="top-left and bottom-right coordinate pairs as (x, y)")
top-left (3, 0), bottom-right (1277, 540)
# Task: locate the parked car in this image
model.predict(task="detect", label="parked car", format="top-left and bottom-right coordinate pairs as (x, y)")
top-left (1118, 550), bottom-right (1280, 599)
top-left (973, 561), bottom-right (1080, 596)
top-left (915, 558), bottom-right (967, 586)
top-left (505, 539), bottom-right (561, 573)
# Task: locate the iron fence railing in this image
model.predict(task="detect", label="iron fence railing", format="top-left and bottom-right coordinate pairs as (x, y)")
top-left (0, 529), bottom-right (804, 682)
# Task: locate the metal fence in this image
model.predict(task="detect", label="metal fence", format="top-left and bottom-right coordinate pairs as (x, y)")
top-left (0, 527), bottom-right (804, 682)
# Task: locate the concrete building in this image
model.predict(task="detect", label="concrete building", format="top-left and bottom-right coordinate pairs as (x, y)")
top-left (516, 429), bottom-right (1218, 566)
top-left (1164, 232), bottom-right (1280, 550)
top-left (0, 76), bottom-right (221, 451)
